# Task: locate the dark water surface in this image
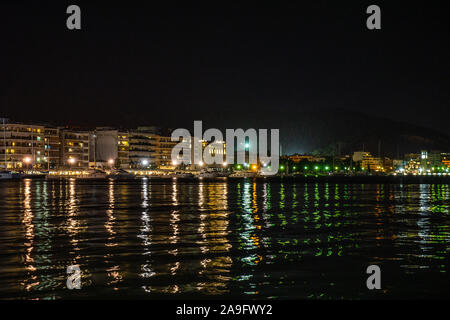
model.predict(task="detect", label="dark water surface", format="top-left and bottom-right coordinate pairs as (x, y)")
top-left (0, 178), bottom-right (449, 299)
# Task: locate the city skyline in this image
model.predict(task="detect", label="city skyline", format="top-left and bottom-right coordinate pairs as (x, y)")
top-left (1, 2), bottom-right (449, 156)
top-left (0, 1), bottom-right (449, 305)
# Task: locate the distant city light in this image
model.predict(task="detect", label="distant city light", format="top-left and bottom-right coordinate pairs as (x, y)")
top-left (68, 158), bottom-right (76, 165)
top-left (141, 159), bottom-right (149, 166)
top-left (108, 159), bottom-right (114, 165)
top-left (23, 157), bottom-right (32, 164)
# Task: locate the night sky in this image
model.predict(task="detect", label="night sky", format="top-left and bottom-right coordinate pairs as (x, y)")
top-left (1, 1), bottom-right (449, 153)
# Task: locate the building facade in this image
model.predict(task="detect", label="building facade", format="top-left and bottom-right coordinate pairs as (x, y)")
top-left (129, 127), bottom-right (157, 168)
top-left (117, 131), bottom-right (130, 168)
top-left (0, 120), bottom-right (46, 169)
top-left (44, 127), bottom-right (61, 169)
top-left (60, 129), bottom-right (90, 168)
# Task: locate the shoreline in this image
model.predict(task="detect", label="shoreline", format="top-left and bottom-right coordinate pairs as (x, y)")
top-left (1, 174), bottom-right (450, 184)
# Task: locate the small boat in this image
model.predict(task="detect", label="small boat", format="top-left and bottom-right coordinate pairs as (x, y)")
top-left (197, 171), bottom-right (219, 178)
top-left (229, 171), bottom-right (257, 178)
top-left (0, 170), bottom-right (14, 180)
top-left (171, 172), bottom-right (195, 179)
top-left (107, 169), bottom-right (135, 180)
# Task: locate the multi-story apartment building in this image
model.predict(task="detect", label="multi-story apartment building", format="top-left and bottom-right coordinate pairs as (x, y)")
top-left (91, 128), bottom-right (118, 166)
top-left (420, 150), bottom-right (443, 171)
top-left (154, 135), bottom-right (179, 167)
top-left (117, 131), bottom-right (130, 168)
top-left (188, 137), bottom-right (227, 167)
top-left (361, 153), bottom-right (384, 172)
top-left (60, 129), bottom-right (90, 168)
top-left (0, 119), bottom-right (46, 169)
top-left (129, 127), bottom-right (158, 168)
top-left (88, 128), bottom-right (130, 169)
top-left (44, 127), bottom-right (61, 169)
top-left (442, 153), bottom-right (450, 169)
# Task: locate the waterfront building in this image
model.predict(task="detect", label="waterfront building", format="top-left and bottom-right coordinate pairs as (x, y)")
top-left (189, 137), bottom-right (227, 168)
top-left (0, 119), bottom-right (46, 169)
top-left (420, 150), bottom-right (443, 171)
top-left (117, 131), bottom-right (130, 168)
top-left (60, 129), bottom-right (90, 168)
top-left (129, 127), bottom-right (158, 168)
top-left (442, 153), bottom-right (450, 169)
top-left (361, 153), bottom-right (384, 172)
top-left (154, 134), bottom-right (179, 167)
top-left (90, 128), bottom-right (118, 167)
top-left (352, 151), bottom-right (370, 163)
top-left (44, 126), bottom-right (61, 169)
top-left (393, 159), bottom-right (405, 171)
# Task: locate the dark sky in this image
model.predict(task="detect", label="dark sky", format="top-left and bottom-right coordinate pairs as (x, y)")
top-left (1, 1), bottom-right (449, 139)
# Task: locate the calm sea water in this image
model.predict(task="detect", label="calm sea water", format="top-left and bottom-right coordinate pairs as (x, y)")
top-left (0, 178), bottom-right (449, 299)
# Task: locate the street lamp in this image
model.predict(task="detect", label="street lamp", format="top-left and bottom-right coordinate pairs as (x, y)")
top-left (23, 157), bottom-right (32, 171)
top-left (108, 159), bottom-right (115, 167)
top-left (68, 158), bottom-right (76, 167)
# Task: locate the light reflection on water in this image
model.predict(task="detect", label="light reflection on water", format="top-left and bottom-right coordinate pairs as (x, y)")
top-left (0, 179), bottom-right (449, 299)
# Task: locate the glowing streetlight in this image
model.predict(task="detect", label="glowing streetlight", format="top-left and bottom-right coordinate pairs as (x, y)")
top-left (172, 160), bottom-right (178, 166)
top-left (108, 159), bottom-right (115, 166)
top-left (222, 161), bottom-right (227, 167)
top-left (23, 156), bottom-right (32, 170)
top-left (67, 158), bottom-right (76, 167)
top-left (141, 159), bottom-right (149, 166)
top-left (198, 161), bottom-right (204, 167)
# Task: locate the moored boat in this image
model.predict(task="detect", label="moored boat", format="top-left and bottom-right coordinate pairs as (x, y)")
top-left (171, 171), bottom-right (195, 179)
top-left (107, 168), bottom-right (135, 180)
top-left (0, 170), bottom-right (14, 180)
top-left (46, 169), bottom-right (108, 180)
